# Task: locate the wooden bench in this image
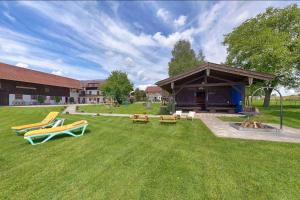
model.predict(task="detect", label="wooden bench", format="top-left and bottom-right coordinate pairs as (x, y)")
top-left (160, 115), bottom-right (177, 124)
top-left (132, 114), bottom-right (149, 123)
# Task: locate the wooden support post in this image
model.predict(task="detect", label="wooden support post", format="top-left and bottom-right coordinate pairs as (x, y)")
top-left (206, 68), bottom-right (210, 77)
top-left (171, 82), bottom-right (175, 113)
top-left (248, 77), bottom-right (253, 86)
top-left (204, 72), bottom-right (208, 110)
top-left (242, 84), bottom-right (246, 110)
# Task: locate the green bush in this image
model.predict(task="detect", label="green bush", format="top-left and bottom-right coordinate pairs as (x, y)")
top-left (54, 96), bottom-right (61, 103)
top-left (159, 105), bottom-right (169, 115)
top-left (69, 97), bottom-right (74, 103)
top-left (37, 96), bottom-right (45, 104)
top-left (159, 102), bottom-right (173, 115)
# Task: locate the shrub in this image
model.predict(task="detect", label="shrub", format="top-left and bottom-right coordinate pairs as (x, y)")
top-left (69, 97), bottom-right (74, 103)
top-left (129, 97), bottom-right (134, 104)
top-left (37, 96), bottom-right (45, 104)
top-left (159, 102), bottom-right (173, 115)
top-left (54, 96), bottom-right (61, 103)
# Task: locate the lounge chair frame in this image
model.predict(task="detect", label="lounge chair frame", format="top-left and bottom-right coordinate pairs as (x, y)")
top-left (14, 118), bottom-right (65, 135)
top-left (24, 124), bottom-right (88, 145)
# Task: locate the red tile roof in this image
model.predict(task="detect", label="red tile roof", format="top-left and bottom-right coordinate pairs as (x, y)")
top-left (145, 86), bottom-right (162, 94)
top-left (80, 80), bottom-right (106, 88)
top-left (0, 62), bottom-right (80, 89)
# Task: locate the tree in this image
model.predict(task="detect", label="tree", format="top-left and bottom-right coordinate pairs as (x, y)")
top-left (223, 4), bottom-right (300, 107)
top-left (168, 40), bottom-right (198, 76)
top-left (100, 70), bottom-right (133, 104)
top-left (134, 88), bottom-right (146, 102)
top-left (196, 49), bottom-right (206, 65)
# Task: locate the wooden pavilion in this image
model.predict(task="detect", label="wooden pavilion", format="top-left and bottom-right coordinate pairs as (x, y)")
top-left (155, 62), bottom-right (274, 113)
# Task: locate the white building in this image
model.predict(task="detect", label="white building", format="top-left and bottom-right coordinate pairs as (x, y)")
top-left (145, 86), bottom-right (162, 102)
top-left (79, 80), bottom-right (106, 104)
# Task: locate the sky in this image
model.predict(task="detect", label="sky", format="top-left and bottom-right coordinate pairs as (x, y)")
top-left (0, 1), bottom-right (298, 95)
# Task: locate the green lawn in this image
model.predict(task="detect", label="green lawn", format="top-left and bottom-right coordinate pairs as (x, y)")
top-left (1, 106), bottom-right (300, 199)
top-left (77, 102), bottom-right (161, 115)
top-left (218, 105), bottom-right (300, 129)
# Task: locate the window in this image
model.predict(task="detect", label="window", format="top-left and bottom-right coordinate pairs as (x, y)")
top-left (31, 95), bottom-right (37, 100)
top-left (45, 87), bottom-right (50, 93)
top-left (97, 91), bottom-right (99, 95)
top-left (15, 94), bottom-right (23, 100)
top-left (89, 91), bottom-right (92, 95)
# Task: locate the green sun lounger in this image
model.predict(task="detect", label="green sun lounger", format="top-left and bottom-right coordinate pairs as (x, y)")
top-left (24, 120), bottom-right (88, 145)
top-left (11, 111), bottom-right (64, 135)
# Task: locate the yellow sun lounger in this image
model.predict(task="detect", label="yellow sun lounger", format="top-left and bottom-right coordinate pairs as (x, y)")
top-left (24, 120), bottom-right (88, 145)
top-left (11, 112), bottom-right (64, 135)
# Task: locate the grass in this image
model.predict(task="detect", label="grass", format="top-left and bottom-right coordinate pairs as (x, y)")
top-left (1, 106), bottom-right (300, 199)
top-left (77, 102), bottom-right (161, 115)
top-left (218, 104), bottom-right (300, 129)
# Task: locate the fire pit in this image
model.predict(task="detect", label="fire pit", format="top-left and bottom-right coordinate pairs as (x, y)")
top-left (230, 122), bottom-right (280, 133)
top-left (230, 106), bottom-right (281, 133)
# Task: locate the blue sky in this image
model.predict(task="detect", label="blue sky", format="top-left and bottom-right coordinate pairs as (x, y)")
top-left (0, 1), bottom-right (298, 90)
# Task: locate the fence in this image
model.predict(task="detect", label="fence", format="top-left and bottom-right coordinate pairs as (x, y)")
top-left (251, 95), bottom-right (300, 106)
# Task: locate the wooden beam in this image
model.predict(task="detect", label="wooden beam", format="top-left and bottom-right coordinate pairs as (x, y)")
top-left (208, 75), bottom-right (236, 84)
top-left (206, 68), bottom-right (210, 76)
top-left (179, 82), bottom-right (242, 88)
top-left (174, 75), bottom-right (205, 95)
top-left (248, 77), bottom-right (253, 86)
top-left (171, 82), bottom-right (174, 89)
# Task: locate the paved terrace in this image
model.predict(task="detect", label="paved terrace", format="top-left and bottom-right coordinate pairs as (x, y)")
top-left (197, 113), bottom-right (300, 144)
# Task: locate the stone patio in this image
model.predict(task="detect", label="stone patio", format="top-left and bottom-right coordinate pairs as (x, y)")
top-left (197, 113), bottom-right (300, 144)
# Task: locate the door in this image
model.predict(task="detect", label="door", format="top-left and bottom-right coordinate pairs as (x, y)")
top-left (0, 91), bottom-right (9, 106)
top-left (196, 91), bottom-right (206, 110)
top-left (230, 84), bottom-right (243, 113)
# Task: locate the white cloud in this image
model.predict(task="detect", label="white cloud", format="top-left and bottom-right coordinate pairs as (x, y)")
top-left (124, 57), bottom-right (134, 67)
top-left (16, 62), bottom-right (29, 68)
top-left (156, 8), bottom-right (170, 22)
top-left (11, 2), bottom-right (171, 85)
top-left (51, 69), bottom-right (64, 76)
top-left (2, 1), bottom-right (295, 87)
top-left (278, 87), bottom-right (299, 96)
top-left (196, 1), bottom-right (294, 63)
top-left (174, 15), bottom-right (187, 27)
top-left (153, 28), bottom-right (196, 48)
top-left (137, 84), bottom-right (152, 90)
top-left (105, 51), bottom-right (115, 56)
top-left (3, 11), bottom-right (15, 22)
top-left (133, 22), bottom-right (143, 30)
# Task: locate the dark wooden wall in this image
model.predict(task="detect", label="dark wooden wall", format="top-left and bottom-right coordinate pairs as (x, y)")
top-left (0, 79), bottom-right (70, 97)
top-left (207, 86), bottom-right (231, 106)
top-left (175, 88), bottom-right (197, 105)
